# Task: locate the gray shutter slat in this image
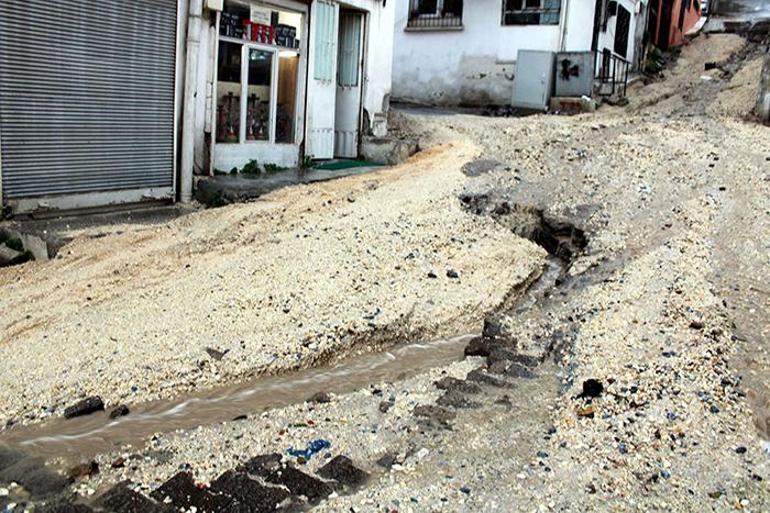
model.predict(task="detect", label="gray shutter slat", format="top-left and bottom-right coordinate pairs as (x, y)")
top-left (0, 0), bottom-right (177, 201)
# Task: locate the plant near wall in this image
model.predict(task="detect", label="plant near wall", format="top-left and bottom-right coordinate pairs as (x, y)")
top-left (299, 155), bottom-right (314, 170)
top-left (241, 159), bottom-right (261, 175)
top-left (263, 163), bottom-right (288, 174)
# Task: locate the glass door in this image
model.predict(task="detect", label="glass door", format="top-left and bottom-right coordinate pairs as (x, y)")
top-left (244, 47), bottom-right (275, 142)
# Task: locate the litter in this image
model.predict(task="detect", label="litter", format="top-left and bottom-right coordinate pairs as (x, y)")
top-left (287, 439), bottom-right (331, 460)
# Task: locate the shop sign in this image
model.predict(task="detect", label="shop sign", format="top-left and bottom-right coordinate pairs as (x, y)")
top-left (250, 5), bottom-right (271, 24)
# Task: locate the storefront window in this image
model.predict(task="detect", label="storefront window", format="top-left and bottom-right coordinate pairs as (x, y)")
top-left (216, 1), bottom-right (303, 145)
top-left (276, 50), bottom-right (299, 143)
top-left (216, 41), bottom-right (242, 143)
top-left (246, 48), bottom-right (272, 141)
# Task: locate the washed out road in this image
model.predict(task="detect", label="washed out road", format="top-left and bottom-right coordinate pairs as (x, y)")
top-left (0, 33), bottom-right (768, 512)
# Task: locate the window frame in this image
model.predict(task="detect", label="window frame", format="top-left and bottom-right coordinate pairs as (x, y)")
top-left (501, 0), bottom-right (562, 26)
top-left (218, 37), bottom-right (280, 145)
top-left (214, 0), bottom-right (304, 146)
top-left (406, 0), bottom-right (464, 29)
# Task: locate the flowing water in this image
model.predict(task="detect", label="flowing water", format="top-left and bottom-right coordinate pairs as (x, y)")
top-left (0, 258), bottom-right (565, 464)
top-left (0, 334), bottom-right (476, 461)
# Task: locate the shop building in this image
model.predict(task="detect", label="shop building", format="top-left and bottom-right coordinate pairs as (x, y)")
top-left (0, 0), bottom-right (394, 215)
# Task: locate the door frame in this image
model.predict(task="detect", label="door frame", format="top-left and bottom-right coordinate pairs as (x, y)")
top-left (209, 0), bottom-right (310, 172)
top-left (334, 7), bottom-right (367, 159)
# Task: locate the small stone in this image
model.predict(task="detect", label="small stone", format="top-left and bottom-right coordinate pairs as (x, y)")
top-left (69, 461), bottom-right (99, 480)
top-left (446, 269), bottom-right (459, 279)
top-left (689, 320), bottom-right (704, 330)
top-left (580, 379), bottom-right (603, 398)
top-left (427, 271), bottom-right (437, 279)
top-left (109, 405), bottom-right (130, 419)
top-left (735, 446), bottom-right (747, 454)
top-left (205, 347), bottom-right (228, 361)
top-left (459, 486), bottom-right (471, 495)
top-left (376, 453), bottom-right (396, 468)
top-left (378, 401), bottom-right (393, 413)
top-left (463, 337), bottom-right (491, 357)
top-left (307, 391), bottom-right (331, 404)
top-left (577, 405), bottom-right (596, 418)
top-left (111, 457), bottom-right (126, 469)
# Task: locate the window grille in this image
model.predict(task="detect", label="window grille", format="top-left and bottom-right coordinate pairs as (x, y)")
top-left (502, 0), bottom-right (561, 25)
top-left (407, 0), bottom-right (463, 29)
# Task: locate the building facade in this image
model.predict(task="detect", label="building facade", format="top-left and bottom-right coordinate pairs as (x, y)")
top-left (0, 0), bottom-right (394, 215)
top-left (647, 0), bottom-right (701, 50)
top-left (391, 0), bottom-right (649, 106)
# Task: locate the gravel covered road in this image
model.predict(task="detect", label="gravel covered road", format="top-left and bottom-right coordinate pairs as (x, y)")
top-left (1, 33), bottom-right (769, 512)
top-left (0, 142), bottom-right (545, 430)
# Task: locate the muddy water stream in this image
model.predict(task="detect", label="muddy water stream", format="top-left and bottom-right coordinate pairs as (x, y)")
top-left (0, 334), bottom-right (475, 461)
top-left (0, 258), bottom-right (564, 464)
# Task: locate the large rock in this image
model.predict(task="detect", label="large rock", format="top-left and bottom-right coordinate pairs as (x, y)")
top-left (151, 472), bottom-right (236, 512)
top-left (0, 456), bottom-right (70, 499)
top-left (0, 244), bottom-right (24, 267)
top-left (210, 470), bottom-right (291, 512)
top-left (361, 136), bottom-right (418, 165)
top-left (317, 456), bottom-right (369, 489)
top-left (263, 466), bottom-right (334, 502)
top-left (36, 498), bottom-right (95, 513)
top-left (63, 397), bottom-right (104, 419)
top-left (100, 482), bottom-right (173, 513)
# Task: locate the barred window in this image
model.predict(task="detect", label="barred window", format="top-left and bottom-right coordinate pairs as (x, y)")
top-left (502, 0), bottom-right (561, 25)
top-left (407, 0), bottom-right (463, 29)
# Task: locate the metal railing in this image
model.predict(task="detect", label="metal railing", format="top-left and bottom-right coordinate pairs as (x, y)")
top-left (407, 0), bottom-right (463, 29)
top-left (595, 49), bottom-right (630, 98)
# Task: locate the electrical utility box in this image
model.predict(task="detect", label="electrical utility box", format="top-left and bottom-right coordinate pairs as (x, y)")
top-left (554, 51), bottom-right (596, 97)
top-left (512, 50), bottom-right (556, 111)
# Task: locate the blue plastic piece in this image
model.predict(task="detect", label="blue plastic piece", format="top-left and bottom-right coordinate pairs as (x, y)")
top-left (287, 439), bottom-right (331, 460)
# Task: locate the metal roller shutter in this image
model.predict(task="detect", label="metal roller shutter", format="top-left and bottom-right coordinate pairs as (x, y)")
top-left (0, 0), bottom-right (177, 202)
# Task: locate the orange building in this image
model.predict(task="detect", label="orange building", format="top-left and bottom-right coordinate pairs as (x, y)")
top-left (648, 0), bottom-right (702, 49)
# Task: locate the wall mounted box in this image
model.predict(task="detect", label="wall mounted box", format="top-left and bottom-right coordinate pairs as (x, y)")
top-left (512, 50), bottom-right (556, 111)
top-left (554, 51), bottom-right (596, 98)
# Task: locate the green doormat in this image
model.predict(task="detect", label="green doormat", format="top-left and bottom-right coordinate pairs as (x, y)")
top-left (314, 159), bottom-right (381, 171)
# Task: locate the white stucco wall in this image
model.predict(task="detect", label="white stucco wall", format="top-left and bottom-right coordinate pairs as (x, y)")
top-left (595, 0), bottom-right (645, 67)
top-left (391, 0), bottom-right (605, 106)
top-left (393, 0), bottom-right (560, 106)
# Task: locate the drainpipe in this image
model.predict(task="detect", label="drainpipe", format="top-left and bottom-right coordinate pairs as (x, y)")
top-left (559, 0), bottom-right (571, 51)
top-left (180, 0), bottom-right (203, 203)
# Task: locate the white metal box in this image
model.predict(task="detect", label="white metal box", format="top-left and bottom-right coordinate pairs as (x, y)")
top-left (512, 50), bottom-right (555, 111)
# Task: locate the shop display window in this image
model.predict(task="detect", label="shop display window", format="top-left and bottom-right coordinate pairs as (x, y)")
top-left (216, 0), bottom-right (303, 145)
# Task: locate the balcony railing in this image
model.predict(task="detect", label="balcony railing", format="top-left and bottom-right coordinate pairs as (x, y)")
top-left (407, 0), bottom-right (463, 29)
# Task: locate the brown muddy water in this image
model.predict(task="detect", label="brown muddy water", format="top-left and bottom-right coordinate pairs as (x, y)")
top-left (0, 334), bottom-right (476, 462)
top-left (0, 258), bottom-right (564, 465)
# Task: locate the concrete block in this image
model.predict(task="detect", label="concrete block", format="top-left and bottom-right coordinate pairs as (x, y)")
top-left (0, 244), bottom-right (23, 267)
top-left (549, 96), bottom-right (597, 114)
top-left (361, 136), bottom-right (418, 166)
